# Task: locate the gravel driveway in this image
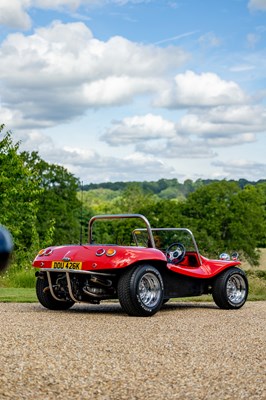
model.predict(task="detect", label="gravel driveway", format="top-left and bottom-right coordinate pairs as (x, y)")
top-left (0, 301), bottom-right (265, 400)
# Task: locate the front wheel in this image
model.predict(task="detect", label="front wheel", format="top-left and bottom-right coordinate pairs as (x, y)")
top-left (117, 264), bottom-right (164, 317)
top-left (212, 267), bottom-right (248, 309)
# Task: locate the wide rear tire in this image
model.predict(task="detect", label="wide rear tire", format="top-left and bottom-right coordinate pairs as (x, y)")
top-left (117, 264), bottom-right (164, 317)
top-left (36, 275), bottom-right (74, 310)
top-left (212, 267), bottom-right (248, 309)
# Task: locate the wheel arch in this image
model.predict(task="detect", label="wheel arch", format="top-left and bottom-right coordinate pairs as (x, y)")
top-left (116, 258), bottom-right (167, 277)
top-left (209, 264), bottom-right (246, 283)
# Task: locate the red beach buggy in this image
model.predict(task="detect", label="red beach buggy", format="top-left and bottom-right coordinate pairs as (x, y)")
top-left (32, 214), bottom-right (248, 316)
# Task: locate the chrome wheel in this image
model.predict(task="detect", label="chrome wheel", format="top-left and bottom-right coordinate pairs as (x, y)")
top-left (226, 274), bottom-right (247, 305)
top-left (212, 267), bottom-right (248, 309)
top-left (138, 272), bottom-right (161, 308)
top-left (118, 264), bottom-right (164, 316)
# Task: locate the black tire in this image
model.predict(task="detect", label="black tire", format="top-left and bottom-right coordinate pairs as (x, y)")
top-left (117, 264), bottom-right (164, 317)
top-left (36, 275), bottom-right (74, 310)
top-left (212, 267), bottom-right (248, 309)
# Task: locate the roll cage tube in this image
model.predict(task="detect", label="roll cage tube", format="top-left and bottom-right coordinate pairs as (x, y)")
top-left (88, 214), bottom-right (156, 248)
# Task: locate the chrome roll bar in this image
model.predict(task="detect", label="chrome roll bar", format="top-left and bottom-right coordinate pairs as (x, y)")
top-left (88, 214), bottom-right (156, 248)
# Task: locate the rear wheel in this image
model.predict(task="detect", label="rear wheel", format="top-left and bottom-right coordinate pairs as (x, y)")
top-left (36, 274), bottom-right (74, 310)
top-left (118, 264), bottom-right (164, 317)
top-left (212, 267), bottom-right (248, 309)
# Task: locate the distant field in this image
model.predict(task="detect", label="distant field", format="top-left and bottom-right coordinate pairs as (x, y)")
top-left (242, 248), bottom-right (266, 270)
top-left (259, 248), bottom-right (266, 269)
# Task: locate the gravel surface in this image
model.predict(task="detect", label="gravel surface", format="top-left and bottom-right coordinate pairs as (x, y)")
top-left (0, 301), bottom-right (265, 400)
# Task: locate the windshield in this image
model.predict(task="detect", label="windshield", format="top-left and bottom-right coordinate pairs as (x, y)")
top-left (133, 228), bottom-right (200, 256)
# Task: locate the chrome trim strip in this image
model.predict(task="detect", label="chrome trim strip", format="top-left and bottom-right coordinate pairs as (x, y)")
top-left (65, 271), bottom-right (79, 302)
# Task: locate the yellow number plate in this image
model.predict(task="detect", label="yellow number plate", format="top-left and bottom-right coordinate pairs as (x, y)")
top-left (51, 261), bottom-right (82, 270)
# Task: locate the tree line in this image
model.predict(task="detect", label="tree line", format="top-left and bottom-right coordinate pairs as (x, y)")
top-left (0, 125), bottom-right (81, 276)
top-left (1, 124), bottom-right (266, 278)
top-left (83, 177), bottom-right (266, 199)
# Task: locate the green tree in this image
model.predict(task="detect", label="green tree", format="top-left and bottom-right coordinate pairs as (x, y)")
top-left (21, 151), bottom-right (81, 245)
top-left (180, 181), bottom-right (265, 264)
top-left (228, 184), bottom-right (265, 264)
top-left (256, 182), bottom-right (266, 248)
top-left (0, 125), bottom-right (41, 267)
top-left (115, 183), bottom-right (155, 213)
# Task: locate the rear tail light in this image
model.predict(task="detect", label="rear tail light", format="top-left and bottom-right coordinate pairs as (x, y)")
top-left (106, 248), bottom-right (116, 257)
top-left (96, 248), bottom-right (105, 256)
top-left (38, 248), bottom-right (53, 256)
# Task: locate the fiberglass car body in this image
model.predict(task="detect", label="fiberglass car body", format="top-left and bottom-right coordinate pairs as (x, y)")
top-left (32, 214), bottom-right (248, 316)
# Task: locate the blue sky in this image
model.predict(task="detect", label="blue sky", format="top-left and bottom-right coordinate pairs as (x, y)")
top-left (0, 0), bottom-right (266, 183)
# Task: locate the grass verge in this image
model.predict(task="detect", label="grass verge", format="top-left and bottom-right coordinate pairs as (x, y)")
top-left (0, 288), bottom-right (37, 302)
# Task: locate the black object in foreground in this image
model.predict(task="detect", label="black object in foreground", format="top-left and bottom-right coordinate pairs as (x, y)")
top-left (0, 226), bottom-right (13, 272)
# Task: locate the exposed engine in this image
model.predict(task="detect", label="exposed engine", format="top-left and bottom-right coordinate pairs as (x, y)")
top-left (41, 272), bottom-right (117, 304)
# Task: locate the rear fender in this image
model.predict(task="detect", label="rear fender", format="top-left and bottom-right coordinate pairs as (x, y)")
top-left (100, 247), bottom-right (166, 270)
top-left (33, 245), bottom-right (167, 272)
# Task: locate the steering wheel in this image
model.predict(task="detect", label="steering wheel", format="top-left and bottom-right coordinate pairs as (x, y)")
top-left (166, 242), bottom-right (186, 265)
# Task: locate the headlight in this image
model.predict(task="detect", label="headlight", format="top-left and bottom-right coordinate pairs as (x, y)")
top-left (219, 253), bottom-right (230, 261)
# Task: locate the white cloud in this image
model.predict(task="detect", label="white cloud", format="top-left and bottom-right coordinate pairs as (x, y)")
top-left (206, 105), bottom-right (266, 126)
top-left (212, 159), bottom-right (266, 181)
top-left (136, 137), bottom-right (216, 159)
top-left (14, 129), bottom-right (55, 149)
top-left (102, 114), bottom-right (176, 145)
top-left (82, 77), bottom-right (157, 106)
top-left (0, 106), bottom-right (53, 130)
top-left (67, 151), bottom-right (177, 182)
top-left (248, 0), bottom-right (266, 11)
top-left (100, 102), bottom-right (266, 161)
top-left (35, 0), bottom-right (86, 8)
top-left (0, 21), bottom-right (187, 129)
top-left (100, 112), bottom-right (217, 160)
top-left (178, 105), bottom-right (266, 141)
top-left (12, 126), bottom-right (177, 183)
top-left (155, 71), bottom-right (248, 109)
top-left (0, 0), bottom-right (31, 30)
top-left (205, 133), bottom-right (256, 147)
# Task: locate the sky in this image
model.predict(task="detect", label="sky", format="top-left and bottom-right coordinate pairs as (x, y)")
top-left (0, 0), bottom-right (266, 184)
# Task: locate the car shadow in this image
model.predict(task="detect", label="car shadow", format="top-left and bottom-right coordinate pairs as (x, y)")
top-left (161, 301), bottom-right (217, 311)
top-left (31, 300), bottom-right (217, 316)
top-left (31, 301), bottom-right (123, 315)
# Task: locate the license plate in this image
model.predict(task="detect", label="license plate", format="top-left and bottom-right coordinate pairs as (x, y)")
top-left (51, 261), bottom-right (82, 270)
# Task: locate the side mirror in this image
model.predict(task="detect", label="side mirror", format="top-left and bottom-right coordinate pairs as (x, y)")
top-left (0, 226), bottom-right (13, 272)
top-left (231, 252), bottom-right (239, 261)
